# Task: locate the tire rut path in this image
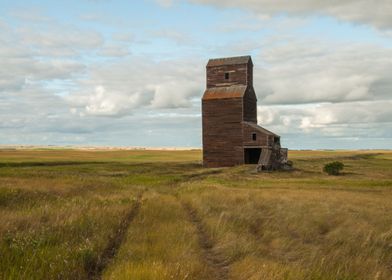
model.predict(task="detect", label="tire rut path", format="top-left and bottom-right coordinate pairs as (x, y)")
top-left (182, 202), bottom-right (229, 280)
top-left (87, 192), bottom-right (144, 280)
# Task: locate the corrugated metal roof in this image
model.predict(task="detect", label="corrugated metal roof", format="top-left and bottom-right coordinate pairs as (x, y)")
top-left (207, 55), bottom-right (252, 67)
top-left (202, 85), bottom-right (247, 100)
top-left (243, 121), bottom-right (279, 137)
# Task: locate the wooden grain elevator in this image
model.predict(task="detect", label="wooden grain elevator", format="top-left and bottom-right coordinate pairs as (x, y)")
top-left (202, 55), bottom-right (288, 168)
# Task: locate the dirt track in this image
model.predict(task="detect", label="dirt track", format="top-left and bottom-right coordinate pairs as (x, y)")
top-left (87, 192), bottom-right (144, 280)
top-left (182, 202), bottom-right (229, 280)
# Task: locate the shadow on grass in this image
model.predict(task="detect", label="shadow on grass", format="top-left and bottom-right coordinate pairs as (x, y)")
top-left (0, 188), bottom-right (57, 208)
top-left (337, 172), bottom-right (361, 176)
top-left (0, 161), bottom-right (204, 169)
top-left (0, 161), bottom-right (106, 168)
top-left (341, 153), bottom-right (383, 160)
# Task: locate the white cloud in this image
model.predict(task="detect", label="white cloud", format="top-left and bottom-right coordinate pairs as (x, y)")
top-left (0, 52), bottom-right (85, 92)
top-left (254, 39), bottom-right (392, 105)
top-left (67, 57), bottom-right (204, 116)
top-left (16, 26), bottom-right (103, 56)
top-left (190, 0), bottom-right (392, 29)
top-left (0, 20), bottom-right (100, 92)
top-left (80, 85), bottom-right (150, 116)
top-left (257, 106), bottom-right (275, 125)
top-left (257, 100), bottom-right (392, 139)
top-left (150, 81), bottom-right (199, 108)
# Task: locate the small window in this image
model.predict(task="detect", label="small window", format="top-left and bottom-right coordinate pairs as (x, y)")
top-left (252, 133), bottom-right (257, 141)
top-left (224, 72), bottom-right (230, 80)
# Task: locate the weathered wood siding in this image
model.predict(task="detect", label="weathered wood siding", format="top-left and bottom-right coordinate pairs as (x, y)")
top-left (243, 87), bottom-right (257, 123)
top-left (242, 123), bottom-right (269, 147)
top-left (247, 62), bottom-right (253, 88)
top-left (202, 98), bottom-right (244, 167)
top-left (207, 64), bottom-right (248, 88)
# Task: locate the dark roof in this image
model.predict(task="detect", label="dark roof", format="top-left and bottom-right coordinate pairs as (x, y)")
top-left (207, 55), bottom-right (252, 67)
top-left (243, 121), bottom-right (279, 137)
top-left (202, 85), bottom-right (247, 100)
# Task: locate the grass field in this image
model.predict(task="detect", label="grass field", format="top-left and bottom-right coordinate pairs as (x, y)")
top-left (0, 149), bottom-right (391, 280)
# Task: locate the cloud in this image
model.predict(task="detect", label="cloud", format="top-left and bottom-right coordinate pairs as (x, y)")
top-left (155, 0), bottom-right (174, 8)
top-left (151, 29), bottom-right (194, 45)
top-left (257, 100), bottom-right (392, 140)
top-left (17, 26), bottom-right (103, 56)
top-left (190, 0), bottom-right (392, 29)
top-left (0, 53), bottom-right (83, 93)
top-left (253, 38), bottom-right (392, 105)
top-left (67, 57), bottom-right (204, 116)
top-left (75, 85), bottom-right (153, 116)
top-left (112, 32), bottom-right (134, 43)
top-left (0, 81), bottom-right (202, 146)
top-left (0, 20), bottom-right (104, 92)
top-left (150, 80), bottom-right (200, 108)
top-left (0, 17), bottom-right (103, 58)
top-left (97, 44), bottom-right (131, 57)
top-left (300, 101), bottom-right (392, 128)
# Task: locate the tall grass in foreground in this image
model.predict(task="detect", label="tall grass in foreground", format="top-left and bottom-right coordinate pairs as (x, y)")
top-left (103, 192), bottom-right (210, 280)
top-left (0, 161), bottom-right (143, 279)
top-left (182, 184), bottom-right (392, 279)
top-left (0, 188), bottom-right (141, 279)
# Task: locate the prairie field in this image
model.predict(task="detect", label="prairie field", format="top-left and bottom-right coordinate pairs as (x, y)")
top-left (0, 149), bottom-right (392, 280)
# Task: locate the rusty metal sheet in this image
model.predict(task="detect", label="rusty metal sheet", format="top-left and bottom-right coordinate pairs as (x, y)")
top-left (202, 85), bottom-right (247, 100)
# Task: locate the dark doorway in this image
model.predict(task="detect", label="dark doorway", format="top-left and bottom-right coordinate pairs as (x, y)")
top-left (244, 148), bottom-right (261, 164)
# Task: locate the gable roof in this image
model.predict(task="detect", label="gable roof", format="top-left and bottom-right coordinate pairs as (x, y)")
top-left (207, 55), bottom-right (252, 67)
top-left (202, 85), bottom-right (247, 100)
top-left (243, 121), bottom-right (279, 137)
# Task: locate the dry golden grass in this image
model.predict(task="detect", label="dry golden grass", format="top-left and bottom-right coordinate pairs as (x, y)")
top-left (181, 184), bottom-right (392, 279)
top-left (0, 149), bottom-right (391, 279)
top-left (103, 193), bottom-right (211, 280)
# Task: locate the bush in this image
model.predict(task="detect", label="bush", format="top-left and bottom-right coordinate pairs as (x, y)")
top-left (323, 161), bottom-right (344, 175)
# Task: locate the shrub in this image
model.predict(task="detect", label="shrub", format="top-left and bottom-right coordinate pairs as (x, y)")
top-left (323, 161), bottom-right (344, 175)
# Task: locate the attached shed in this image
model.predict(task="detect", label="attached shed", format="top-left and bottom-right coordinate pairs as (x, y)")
top-left (202, 55), bottom-right (288, 169)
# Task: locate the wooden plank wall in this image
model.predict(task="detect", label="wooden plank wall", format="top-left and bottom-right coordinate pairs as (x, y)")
top-left (243, 87), bottom-right (257, 123)
top-left (247, 62), bottom-right (253, 88)
top-left (207, 64), bottom-right (248, 88)
top-left (242, 123), bottom-right (270, 147)
top-left (202, 98), bottom-right (244, 167)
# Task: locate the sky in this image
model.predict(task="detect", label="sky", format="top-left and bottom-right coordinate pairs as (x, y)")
top-left (0, 0), bottom-right (391, 149)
